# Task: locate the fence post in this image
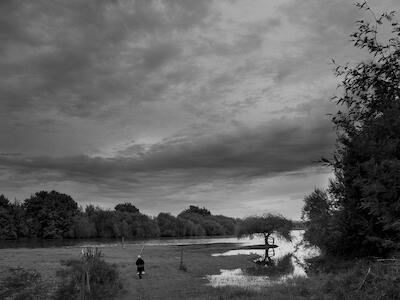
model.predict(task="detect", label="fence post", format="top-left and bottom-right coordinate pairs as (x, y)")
top-left (179, 247), bottom-right (184, 270)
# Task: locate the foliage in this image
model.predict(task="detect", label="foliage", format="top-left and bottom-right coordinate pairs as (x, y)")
top-left (178, 205), bottom-right (237, 237)
top-left (0, 194), bottom-right (17, 239)
top-left (0, 268), bottom-right (51, 300)
top-left (302, 189), bottom-right (341, 254)
top-left (210, 215), bottom-right (237, 235)
top-left (55, 248), bottom-right (123, 300)
top-left (0, 192), bottom-right (238, 240)
top-left (237, 214), bottom-right (293, 243)
top-left (24, 191), bottom-right (79, 239)
top-left (201, 219), bottom-right (226, 236)
top-left (157, 212), bottom-right (179, 237)
top-left (180, 205), bottom-right (211, 217)
top-left (114, 202), bottom-right (139, 214)
top-left (176, 217), bottom-right (205, 236)
top-left (303, 3), bottom-right (400, 257)
top-left (71, 215), bottom-right (97, 238)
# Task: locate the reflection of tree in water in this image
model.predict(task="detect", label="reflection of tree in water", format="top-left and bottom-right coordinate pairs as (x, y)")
top-left (245, 248), bottom-right (294, 278)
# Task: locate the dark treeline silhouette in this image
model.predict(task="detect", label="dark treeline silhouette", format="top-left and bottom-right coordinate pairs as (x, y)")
top-left (0, 191), bottom-right (238, 240)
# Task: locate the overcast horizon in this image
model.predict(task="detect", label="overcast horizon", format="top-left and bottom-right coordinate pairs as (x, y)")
top-left (1, 0), bottom-right (398, 219)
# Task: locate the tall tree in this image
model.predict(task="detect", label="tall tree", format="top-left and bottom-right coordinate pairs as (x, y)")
top-left (305, 3), bottom-right (400, 256)
top-left (24, 191), bottom-right (79, 239)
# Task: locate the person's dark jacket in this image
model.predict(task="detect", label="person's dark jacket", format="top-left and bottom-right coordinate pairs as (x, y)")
top-left (136, 258), bottom-right (145, 271)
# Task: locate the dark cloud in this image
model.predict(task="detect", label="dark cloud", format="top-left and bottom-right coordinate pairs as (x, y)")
top-left (141, 41), bottom-right (182, 70)
top-left (0, 113), bottom-right (334, 187)
top-left (0, 0), bottom-right (214, 118)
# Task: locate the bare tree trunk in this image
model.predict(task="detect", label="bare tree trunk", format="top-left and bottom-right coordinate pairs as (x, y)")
top-left (264, 233), bottom-right (270, 247)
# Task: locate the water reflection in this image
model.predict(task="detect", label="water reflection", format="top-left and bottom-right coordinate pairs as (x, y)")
top-left (246, 253), bottom-right (294, 278)
top-left (207, 231), bottom-right (319, 288)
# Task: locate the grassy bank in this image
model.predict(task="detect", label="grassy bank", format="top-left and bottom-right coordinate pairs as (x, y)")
top-left (1, 243), bottom-right (399, 299)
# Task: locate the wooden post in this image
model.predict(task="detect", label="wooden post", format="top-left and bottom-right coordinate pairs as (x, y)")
top-left (179, 247), bottom-right (184, 270)
top-left (121, 236), bottom-right (125, 248)
top-left (80, 266), bottom-right (85, 300)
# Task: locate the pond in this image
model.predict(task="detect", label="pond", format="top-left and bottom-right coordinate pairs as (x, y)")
top-left (206, 230), bottom-right (319, 289)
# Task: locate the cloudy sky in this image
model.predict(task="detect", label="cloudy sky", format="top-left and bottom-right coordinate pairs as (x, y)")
top-left (0, 0), bottom-right (398, 219)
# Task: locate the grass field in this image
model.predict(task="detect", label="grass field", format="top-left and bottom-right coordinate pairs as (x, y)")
top-left (0, 242), bottom-right (258, 299)
top-left (1, 243), bottom-right (400, 299)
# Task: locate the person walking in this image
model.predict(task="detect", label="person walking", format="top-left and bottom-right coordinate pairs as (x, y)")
top-left (136, 255), bottom-right (145, 279)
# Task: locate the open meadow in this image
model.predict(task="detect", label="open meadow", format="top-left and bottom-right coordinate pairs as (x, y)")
top-left (0, 242), bottom-right (262, 299)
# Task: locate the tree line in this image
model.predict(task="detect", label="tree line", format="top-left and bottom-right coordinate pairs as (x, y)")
top-left (0, 191), bottom-right (239, 240)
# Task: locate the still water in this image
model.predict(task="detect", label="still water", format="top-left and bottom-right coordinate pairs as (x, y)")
top-left (0, 231), bottom-right (307, 249)
top-left (0, 235), bottom-right (278, 249)
top-left (206, 230), bottom-right (319, 289)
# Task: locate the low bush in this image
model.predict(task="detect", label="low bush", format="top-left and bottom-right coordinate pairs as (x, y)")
top-left (54, 248), bottom-right (123, 300)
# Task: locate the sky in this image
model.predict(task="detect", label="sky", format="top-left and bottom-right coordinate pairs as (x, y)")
top-left (0, 0), bottom-right (398, 219)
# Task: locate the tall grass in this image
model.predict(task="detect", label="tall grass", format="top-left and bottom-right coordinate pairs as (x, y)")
top-left (55, 247), bottom-right (123, 300)
top-left (0, 268), bottom-right (52, 300)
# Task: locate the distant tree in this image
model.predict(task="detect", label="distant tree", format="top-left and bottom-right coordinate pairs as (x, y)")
top-left (178, 205), bottom-right (238, 237)
top-left (10, 200), bottom-right (29, 238)
top-left (237, 214), bottom-right (293, 246)
top-left (114, 203), bottom-right (139, 214)
top-left (179, 205), bottom-right (211, 217)
top-left (71, 215), bottom-right (97, 239)
top-left (112, 212), bottom-right (134, 238)
top-left (0, 194), bottom-right (10, 208)
top-left (24, 191), bottom-right (79, 239)
top-left (157, 213), bottom-right (178, 237)
top-left (308, 3), bottom-right (400, 256)
top-left (211, 215), bottom-right (237, 235)
top-left (91, 210), bottom-right (116, 238)
top-left (202, 219), bottom-right (226, 236)
top-left (134, 214), bottom-right (160, 238)
top-left (175, 218), bottom-right (199, 236)
top-left (85, 204), bottom-right (97, 217)
top-left (0, 195), bottom-right (17, 239)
